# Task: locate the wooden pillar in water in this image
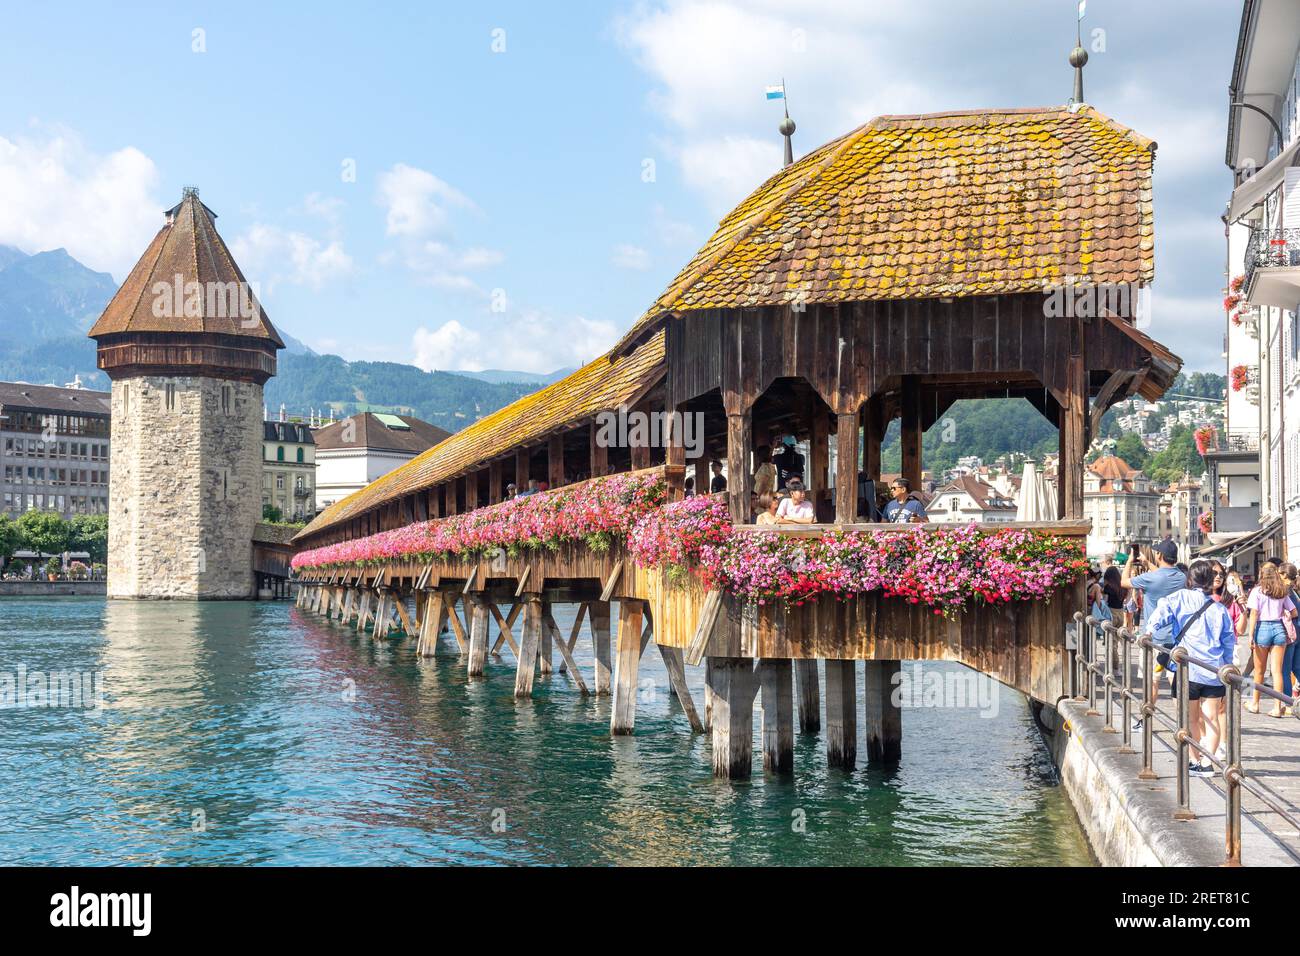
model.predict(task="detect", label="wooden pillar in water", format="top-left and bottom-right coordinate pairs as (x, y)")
top-left (863, 660), bottom-right (903, 762)
top-left (794, 659), bottom-right (821, 733)
top-left (900, 375), bottom-right (922, 490)
top-left (824, 659), bottom-right (857, 769)
top-left (514, 595), bottom-right (542, 698)
top-left (708, 657), bottom-right (755, 780)
top-left (588, 600), bottom-right (612, 695)
top-left (703, 657), bottom-right (715, 730)
top-left (466, 594), bottom-right (490, 676)
top-left (611, 600), bottom-right (645, 735)
top-left (759, 659), bottom-right (794, 773)
top-left (725, 408), bottom-right (752, 524)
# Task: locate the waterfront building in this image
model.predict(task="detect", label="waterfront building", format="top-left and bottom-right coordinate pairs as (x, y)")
top-left (312, 412), bottom-right (450, 512)
top-left (1083, 455), bottom-right (1160, 559)
top-left (1217, 0), bottom-right (1300, 569)
top-left (263, 419), bottom-right (315, 522)
top-left (0, 380), bottom-right (111, 518)
top-left (926, 475), bottom-right (1018, 524)
top-left (88, 188), bottom-right (283, 599)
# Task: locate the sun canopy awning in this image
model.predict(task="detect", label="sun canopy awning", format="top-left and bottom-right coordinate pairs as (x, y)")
top-left (1196, 516), bottom-right (1282, 560)
top-left (1227, 139), bottom-right (1300, 223)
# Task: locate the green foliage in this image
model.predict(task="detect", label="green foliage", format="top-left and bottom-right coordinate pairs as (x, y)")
top-left (16, 510), bottom-right (69, 556)
top-left (0, 514), bottom-right (20, 565)
top-left (43, 556), bottom-right (60, 577)
top-left (67, 513), bottom-right (108, 563)
top-left (262, 504), bottom-right (284, 523)
top-left (1112, 433), bottom-right (1149, 473)
top-left (879, 398), bottom-right (1057, 474)
top-left (1170, 372), bottom-right (1227, 400)
top-left (1146, 425), bottom-right (1205, 485)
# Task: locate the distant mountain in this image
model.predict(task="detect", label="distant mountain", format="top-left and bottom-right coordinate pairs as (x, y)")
top-left (455, 367), bottom-right (575, 386)
top-left (0, 247), bottom-right (538, 431)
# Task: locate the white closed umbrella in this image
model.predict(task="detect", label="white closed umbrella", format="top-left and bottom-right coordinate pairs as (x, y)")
top-left (1016, 461), bottom-right (1054, 522)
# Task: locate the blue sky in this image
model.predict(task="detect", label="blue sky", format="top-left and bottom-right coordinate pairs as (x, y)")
top-left (0, 1), bottom-right (1240, 373)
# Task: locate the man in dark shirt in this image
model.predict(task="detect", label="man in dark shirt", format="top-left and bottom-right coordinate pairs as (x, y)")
top-left (709, 460), bottom-right (727, 494)
top-left (772, 436), bottom-right (805, 490)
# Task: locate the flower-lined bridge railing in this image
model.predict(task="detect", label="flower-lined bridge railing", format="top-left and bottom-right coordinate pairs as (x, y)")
top-left (292, 468), bottom-right (1089, 778)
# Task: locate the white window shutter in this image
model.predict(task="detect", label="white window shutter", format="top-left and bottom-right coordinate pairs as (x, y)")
top-left (1285, 167), bottom-right (1300, 228)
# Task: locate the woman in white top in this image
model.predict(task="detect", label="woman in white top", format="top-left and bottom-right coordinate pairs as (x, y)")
top-left (776, 479), bottom-right (816, 524)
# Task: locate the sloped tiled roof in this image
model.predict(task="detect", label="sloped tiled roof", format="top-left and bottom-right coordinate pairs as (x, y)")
top-left (1087, 454), bottom-right (1149, 494)
top-left (615, 105), bottom-right (1154, 354)
top-left (88, 190), bottom-right (285, 346)
top-left (263, 421), bottom-right (315, 444)
top-left (0, 381), bottom-right (111, 417)
top-left (934, 475), bottom-right (1017, 511)
top-left (312, 413), bottom-right (450, 454)
top-left (294, 332), bottom-right (665, 541)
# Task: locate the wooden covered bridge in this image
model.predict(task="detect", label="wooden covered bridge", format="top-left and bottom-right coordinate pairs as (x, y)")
top-left (292, 106), bottom-right (1181, 779)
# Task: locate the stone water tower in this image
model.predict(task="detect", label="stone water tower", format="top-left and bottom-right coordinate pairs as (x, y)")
top-left (89, 188), bottom-right (283, 598)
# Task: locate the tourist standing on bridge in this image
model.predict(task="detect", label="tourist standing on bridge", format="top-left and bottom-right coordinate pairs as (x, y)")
top-left (883, 478), bottom-right (927, 523)
top-left (753, 446), bottom-right (776, 500)
top-left (1145, 560), bottom-right (1236, 776)
top-left (772, 436), bottom-right (804, 490)
top-left (1124, 539), bottom-right (1185, 726)
top-left (1246, 563), bottom-right (1298, 717)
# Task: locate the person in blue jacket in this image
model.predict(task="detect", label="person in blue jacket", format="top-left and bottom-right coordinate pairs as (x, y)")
top-left (1145, 560), bottom-right (1236, 777)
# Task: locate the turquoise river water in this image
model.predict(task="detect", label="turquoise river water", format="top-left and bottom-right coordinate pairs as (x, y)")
top-left (0, 597), bottom-right (1094, 865)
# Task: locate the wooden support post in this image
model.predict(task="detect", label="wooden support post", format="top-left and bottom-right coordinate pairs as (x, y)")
top-left (444, 593), bottom-right (468, 652)
top-left (548, 434), bottom-right (565, 488)
top-left (589, 600), bottom-right (612, 695)
top-left (630, 398), bottom-right (653, 471)
top-left (1060, 319), bottom-right (1087, 520)
top-left (759, 659), bottom-right (794, 773)
top-left (665, 401), bottom-right (686, 501)
top-left (658, 645), bottom-right (705, 733)
top-left (466, 595), bottom-right (490, 676)
top-left (514, 596), bottom-right (542, 698)
top-left (795, 659), bottom-right (821, 733)
top-left (704, 657), bottom-right (715, 731)
top-left (538, 602), bottom-right (553, 675)
top-left (611, 601), bottom-right (645, 735)
top-left (863, 660), bottom-right (903, 762)
top-left (417, 592), bottom-right (447, 657)
top-left (465, 473), bottom-right (479, 513)
top-left (810, 405), bottom-right (829, 516)
top-left (726, 409), bottom-right (752, 524)
top-left (590, 419), bottom-right (608, 478)
top-left (835, 411), bottom-right (859, 523)
top-left (543, 609), bottom-right (589, 695)
top-left (354, 591), bottom-right (371, 633)
top-left (515, 447), bottom-right (530, 491)
top-left (824, 659), bottom-right (857, 769)
top-left (488, 602), bottom-right (521, 658)
top-left (394, 592), bottom-right (415, 636)
top-left (707, 657), bottom-right (756, 780)
top-left (901, 375), bottom-right (922, 490)
top-left (489, 459), bottom-right (504, 504)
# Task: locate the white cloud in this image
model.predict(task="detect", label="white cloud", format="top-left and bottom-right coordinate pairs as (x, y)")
top-left (612, 243), bottom-right (652, 270)
top-left (376, 163), bottom-right (474, 237)
top-left (0, 125), bottom-right (161, 279)
top-left (652, 203), bottom-right (696, 246)
top-left (231, 224), bottom-right (354, 291)
top-left (412, 311), bottom-right (618, 373)
top-left (677, 135), bottom-right (782, 215)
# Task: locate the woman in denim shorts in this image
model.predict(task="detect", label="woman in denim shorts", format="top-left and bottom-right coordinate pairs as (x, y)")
top-left (1247, 563), bottom-right (1298, 716)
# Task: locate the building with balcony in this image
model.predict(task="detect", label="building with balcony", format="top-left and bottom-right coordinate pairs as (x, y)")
top-left (925, 475), bottom-right (1018, 525)
top-left (1220, 0), bottom-right (1300, 568)
top-left (262, 420), bottom-right (315, 522)
top-left (1158, 472), bottom-right (1215, 563)
top-left (0, 380), bottom-right (111, 519)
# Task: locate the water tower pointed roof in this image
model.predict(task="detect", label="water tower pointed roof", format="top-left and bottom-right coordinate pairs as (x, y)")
top-left (88, 188), bottom-right (285, 347)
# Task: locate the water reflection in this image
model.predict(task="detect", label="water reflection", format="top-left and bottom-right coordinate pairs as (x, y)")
top-left (0, 598), bottom-right (1094, 866)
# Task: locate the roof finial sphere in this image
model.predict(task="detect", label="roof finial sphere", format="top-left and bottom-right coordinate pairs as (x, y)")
top-left (1069, 45), bottom-right (1088, 68)
top-left (779, 116), bottom-right (796, 136)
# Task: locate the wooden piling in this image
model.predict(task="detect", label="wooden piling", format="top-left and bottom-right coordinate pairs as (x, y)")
top-left (794, 659), bottom-right (821, 733)
top-left (708, 657), bottom-right (756, 780)
top-left (514, 596), bottom-right (542, 698)
top-left (611, 601), bottom-right (644, 735)
top-left (824, 659), bottom-right (857, 769)
top-left (417, 591), bottom-right (446, 657)
top-left (466, 595), bottom-right (490, 676)
top-left (589, 600), bottom-right (612, 695)
top-left (658, 645), bottom-right (705, 733)
top-left (759, 658), bottom-right (794, 773)
top-left (863, 660), bottom-right (903, 762)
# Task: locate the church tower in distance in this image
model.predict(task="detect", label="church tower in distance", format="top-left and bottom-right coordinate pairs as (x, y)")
top-left (89, 188), bottom-right (283, 598)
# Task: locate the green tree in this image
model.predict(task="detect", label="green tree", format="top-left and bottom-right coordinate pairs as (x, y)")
top-left (1113, 433), bottom-right (1149, 473)
top-left (1147, 425), bottom-right (1205, 485)
top-left (262, 504), bottom-right (284, 523)
top-left (68, 513), bottom-right (109, 563)
top-left (0, 514), bottom-right (20, 569)
top-left (16, 510), bottom-right (69, 557)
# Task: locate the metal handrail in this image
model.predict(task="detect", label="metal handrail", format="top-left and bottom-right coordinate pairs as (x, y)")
top-left (1245, 225), bottom-right (1300, 291)
top-left (1074, 611), bottom-right (1300, 866)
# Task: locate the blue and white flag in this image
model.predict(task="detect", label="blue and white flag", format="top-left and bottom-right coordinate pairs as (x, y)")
top-left (1077, 0), bottom-right (1086, 20)
top-left (765, 84), bottom-right (785, 101)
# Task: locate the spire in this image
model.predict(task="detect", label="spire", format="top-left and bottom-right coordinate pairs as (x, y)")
top-left (1069, 1), bottom-right (1088, 108)
top-left (778, 80), bottom-right (796, 168)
